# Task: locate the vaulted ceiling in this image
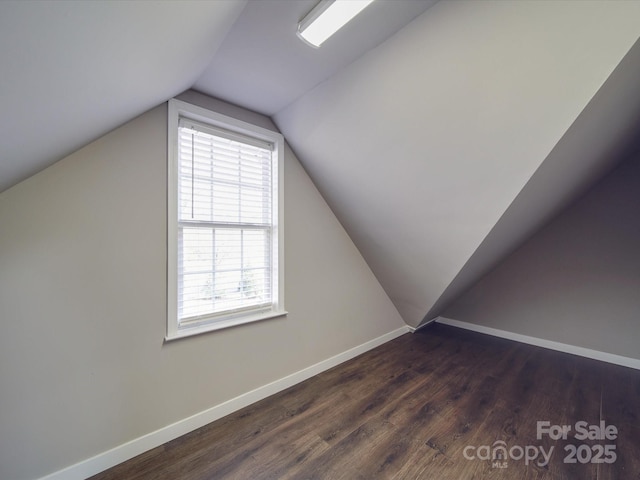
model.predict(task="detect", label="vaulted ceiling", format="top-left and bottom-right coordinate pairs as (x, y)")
top-left (272, 1), bottom-right (640, 326)
top-left (2, 0), bottom-right (640, 327)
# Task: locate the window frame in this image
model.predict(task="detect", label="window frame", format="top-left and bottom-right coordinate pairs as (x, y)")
top-left (167, 99), bottom-right (286, 340)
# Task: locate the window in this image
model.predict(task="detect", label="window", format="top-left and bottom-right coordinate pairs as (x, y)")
top-left (167, 99), bottom-right (285, 340)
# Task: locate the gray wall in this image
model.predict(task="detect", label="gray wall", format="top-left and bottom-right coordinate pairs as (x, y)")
top-left (443, 149), bottom-right (640, 359)
top-left (274, 0), bottom-right (640, 327)
top-left (0, 93), bottom-right (404, 480)
top-left (425, 37), bottom-right (640, 324)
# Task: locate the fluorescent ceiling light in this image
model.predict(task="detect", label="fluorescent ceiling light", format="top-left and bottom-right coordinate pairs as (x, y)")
top-left (297, 0), bottom-right (375, 48)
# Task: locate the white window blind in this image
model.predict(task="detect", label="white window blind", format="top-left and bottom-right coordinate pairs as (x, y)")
top-left (177, 118), bottom-right (275, 324)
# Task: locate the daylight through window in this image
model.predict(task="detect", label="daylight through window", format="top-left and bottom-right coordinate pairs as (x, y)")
top-left (167, 100), bottom-right (284, 339)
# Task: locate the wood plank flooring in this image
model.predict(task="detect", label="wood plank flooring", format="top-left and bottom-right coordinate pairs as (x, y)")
top-left (89, 324), bottom-right (640, 479)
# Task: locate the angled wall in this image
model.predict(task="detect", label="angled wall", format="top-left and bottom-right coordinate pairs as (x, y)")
top-left (0, 92), bottom-right (404, 480)
top-left (274, 0), bottom-right (640, 327)
top-left (426, 37), bottom-right (640, 323)
top-left (443, 148), bottom-right (640, 359)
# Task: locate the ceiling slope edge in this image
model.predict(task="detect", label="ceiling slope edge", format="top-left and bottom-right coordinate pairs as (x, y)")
top-left (423, 37), bottom-right (640, 325)
top-left (274, 1), bottom-right (640, 327)
top-left (0, 0), bottom-right (248, 194)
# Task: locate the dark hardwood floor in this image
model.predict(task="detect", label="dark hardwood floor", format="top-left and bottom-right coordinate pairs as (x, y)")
top-left (90, 324), bottom-right (640, 479)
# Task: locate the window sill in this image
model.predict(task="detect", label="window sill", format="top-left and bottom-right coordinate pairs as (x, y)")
top-left (165, 310), bottom-right (288, 342)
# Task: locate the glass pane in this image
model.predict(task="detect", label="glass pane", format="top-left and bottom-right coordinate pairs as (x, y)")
top-left (179, 227), bottom-right (271, 321)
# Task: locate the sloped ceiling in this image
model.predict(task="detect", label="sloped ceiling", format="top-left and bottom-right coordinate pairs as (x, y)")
top-left (0, 0), bottom-right (247, 192)
top-left (273, 0), bottom-right (640, 326)
top-left (2, 0), bottom-right (640, 329)
top-left (194, 0), bottom-right (438, 115)
top-left (426, 36), bottom-right (640, 323)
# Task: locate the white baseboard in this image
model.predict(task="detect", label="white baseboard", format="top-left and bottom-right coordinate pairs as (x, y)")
top-left (436, 317), bottom-right (640, 370)
top-left (407, 317), bottom-right (436, 333)
top-left (39, 326), bottom-right (410, 480)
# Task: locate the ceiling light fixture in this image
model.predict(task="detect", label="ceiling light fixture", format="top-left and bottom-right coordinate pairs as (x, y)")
top-left (297, 0), bottom-right (375, 48)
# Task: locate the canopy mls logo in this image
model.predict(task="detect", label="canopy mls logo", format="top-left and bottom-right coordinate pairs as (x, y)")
top-left (463, 440), bottom-right (553, 468)
top-left (463, 420), bottom-right (618, 469)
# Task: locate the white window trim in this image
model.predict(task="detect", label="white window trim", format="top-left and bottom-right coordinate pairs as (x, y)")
top-left (166, 99), bottom-right (286, 341)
